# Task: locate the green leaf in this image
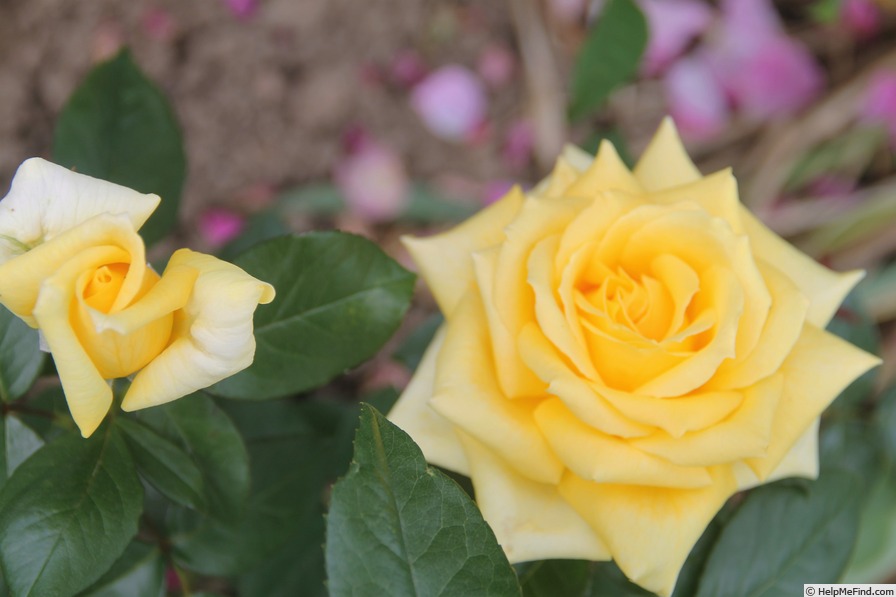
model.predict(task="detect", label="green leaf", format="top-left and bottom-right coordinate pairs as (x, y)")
top-left (117, 418), bottom-right (207, 512)
top-left (809, 0), bottom-right (843, 22)
top-left (569, 0), bottom-right (647, 121)
top-left (695, 470), bottom-right (862, 597)
top-left (825, 296), bottom-right (880, 416)
top-left (280, 184), bottom-right (345, 218)
top-left (0, 305), bottom-right (44, 402)
top-left (77, 541), bottom-right (165, 597)
top-left (580, 130), bottom-right (634, 168)
top-left (52, 50), bottom-right (186, 245)
top-left (0, 425), bottom-right (143, 597)
top-left (136, 393), bottom-right (248, 522)
top-left (402, 184), bottom-right (476, 223)
top-left (0, 416), bottom-right (44, 489)
top-left (218, 210), bottom-right (288, 262)
top-left (326, 404), bottom-right (521, 597)
top-left (210, 233), bottom-right (415, 400)
top-left (168, 398), bottom-right (355, 579)
top-left (518, 560), bottom-right (591, 597)
top-left (0, 415), bottom-right (44, 489)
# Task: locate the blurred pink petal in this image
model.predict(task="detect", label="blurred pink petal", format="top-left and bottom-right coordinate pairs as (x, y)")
top-left (664, 54), bottom-right (730, 141)
top-left (841, 0), bottom-right (882, 39)
top-left (501, 120), bottom-right (535, 171)
top-left (390, 50), bottom-right (428, 88)
top-left (706, 0), bottom-right (822, 118)
top-left (224, 0), bottom-right (257, 20)
top-left (477, 44), bottom-right (516, 88)
top-left (638, 0), bottom-right (714, 77)
top-left (728, 36), bottom-right (823, 118)
top-left (199, 208), bottom-right (246, 248)
top-left (410, 65), bottom-right (488, 142)
top-left (142, 8), bottom-right (177, 42)
top-left (806, 175), bottom-right (857, 198)
top-left (335, 138), bottom-right (410, 222)
top-left (861, 71), bottom-right (896, 145)
top-left (482, 180), bottom-right (515, 205)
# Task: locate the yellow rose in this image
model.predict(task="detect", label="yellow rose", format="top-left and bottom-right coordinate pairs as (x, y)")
top-left (0, 158), bottom-right (275, 438)
top-left (389, 119), bottom-right (881, 596)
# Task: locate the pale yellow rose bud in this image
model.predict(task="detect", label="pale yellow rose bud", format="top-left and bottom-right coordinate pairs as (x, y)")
top-left (388, 118), bottom-right (881, 596)
top-left (0, 159), bottom-right (274, 438)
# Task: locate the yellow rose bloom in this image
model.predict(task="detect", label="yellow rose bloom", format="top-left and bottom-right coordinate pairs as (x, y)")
top-left (389, 119), bottom-right (881, 596)
top-left (0, 158), bottom-right (275, 438)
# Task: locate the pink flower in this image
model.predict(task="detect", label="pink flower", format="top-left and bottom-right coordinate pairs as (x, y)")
top-left (861, 71), bottom-right (896, 146)
top-left (390, 50), bottom-right (428, 88)
top-left (841, 0), bottom-right (882, 39)
top-left (664, 54), bottom-right (730, 141)
top-left (638, 0), bottom-right (714, 77)
top-left (334, 134), bottom-right (410, 222)
top-left (410, 65), bottom-right (488, 142)
top-left (223, 0), bottom-right (257, 20)
top-left (141, 8), bottom-right (177, 42)
top-left (198, 208), bottom-right (246, 248)
top-left (501, 120), bottom-right (535, 171)
top-left (705, 0), bottom-right (822, 118)
top-left (477, 44), bottom-right (516, 89)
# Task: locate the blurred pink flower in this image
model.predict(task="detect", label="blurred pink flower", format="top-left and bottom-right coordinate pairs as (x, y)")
top-left (334, 134), bottom-right (410, 222)
top-left (861, 71), bottom-right (896, 146)
top-left (199, 208), bottom-right (246, 248)
top-left (390, 50), bottom-right (428, 88)
top-left (638, 0), bottom-right (713, 77)
top-left (705, 0), bottom-right (823, 119)
top-left (477, 44), bottom-right (516, 88)
top-left (806, 175), bottom-right (857, 198)
top-left (664, 54), bottom-right (729, 141)
top-left (501, 120), bottom-right (535, 171)
top-left (223, 0), bottom-right (257, 20)
top-left (410, 65), bottom-right (488, 142)
top-left (142, 8), bottom-right (177, 41)
top-left (841, 0), bottom-right (882, 39)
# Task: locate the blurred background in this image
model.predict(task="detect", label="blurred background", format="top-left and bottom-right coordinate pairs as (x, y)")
top-left (0, 0), bottom-right (895, 391)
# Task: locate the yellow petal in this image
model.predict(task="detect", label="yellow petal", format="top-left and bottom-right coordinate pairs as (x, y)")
top-left (648, 169), bottom-right (744, 234)
top-left (472, 246), bottom-right (546, 398)
top-left (493, 195), bottom-right (590, 397)
top-left (559, 466), bottom-right (737, 597)
top-left (0, 214), bottom-right (146, 326)
top-left (740, 207), bottom-right (864, 327)
top-left (598, 385), bottom-right (744, 438)
top-left (122, 249), bottom-right (275, 411)
top-left (534, 398), bottom-right (712, 488)
top-left (564, 140), bottom-right (642, 198)
top-left (528, 235), bottom-right (598, 379)
top-left (632, 374), bottom-right (783, 466)
top-left (539, 155), bottom-right (582, 199)
top-left (387, 326), bottom-right (469, 475)
top-left (518, 323), bottom-right (653, 437)
top-left (734, 419), bottom-right (820, 491)
top-left (457, 432), bottom-right (610, 563)
top-left (706, 261), bottom-right (809, 390)
top-left (0, 158), bottom-right (159, 264)
top-left (33, 246), bottom-right (129, 437)
top-left (402, 186), bottom-right (525, 316)
top-left (745, 324), bottom-right (880, 479)
top-left (633, 117), bottom-right (702, 192)
top-left (428, 292), bottom-right (564, 484)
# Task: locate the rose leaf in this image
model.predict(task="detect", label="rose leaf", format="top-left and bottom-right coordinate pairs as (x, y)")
top-left (0, 305), bottom-right (44, 403)
top-left (209, 232), bottom-right (415, 400)
top-left (0, 425), bottom-right (143, 597)
top-left (325, 404), bottom-right (522, 597)
top-left (77, 540), bottom-right (165, 597)
top-left (52, 50), bottom-right (186, 246)
top-left (694, 470), bottom-right (862, 597)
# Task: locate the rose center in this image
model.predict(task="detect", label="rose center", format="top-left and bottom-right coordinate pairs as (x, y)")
top-left (83, 262), bottom-right (129, 313)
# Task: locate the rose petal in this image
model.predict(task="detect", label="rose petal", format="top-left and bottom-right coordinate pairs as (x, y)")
top-left (410, 65), bottom-right (487, 142)
top-left (387, 326), bottom-right (470, 475)
top-left (0, 158), bottom-right (159, 264)
top-left (663, 55), bottom-right (731, 142)
top-left (457, 432), bottom-right (610, 563)
top-left (402, 186), bottom-right (524, 317)
top-left (559, 465), bottom-right (737, 597)
top-left (638, 0), bottom-right (714, 77)
top-left (122, 249), bottom-right (275, 411)
top-left (633, 117), bottom-right (703, 191)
